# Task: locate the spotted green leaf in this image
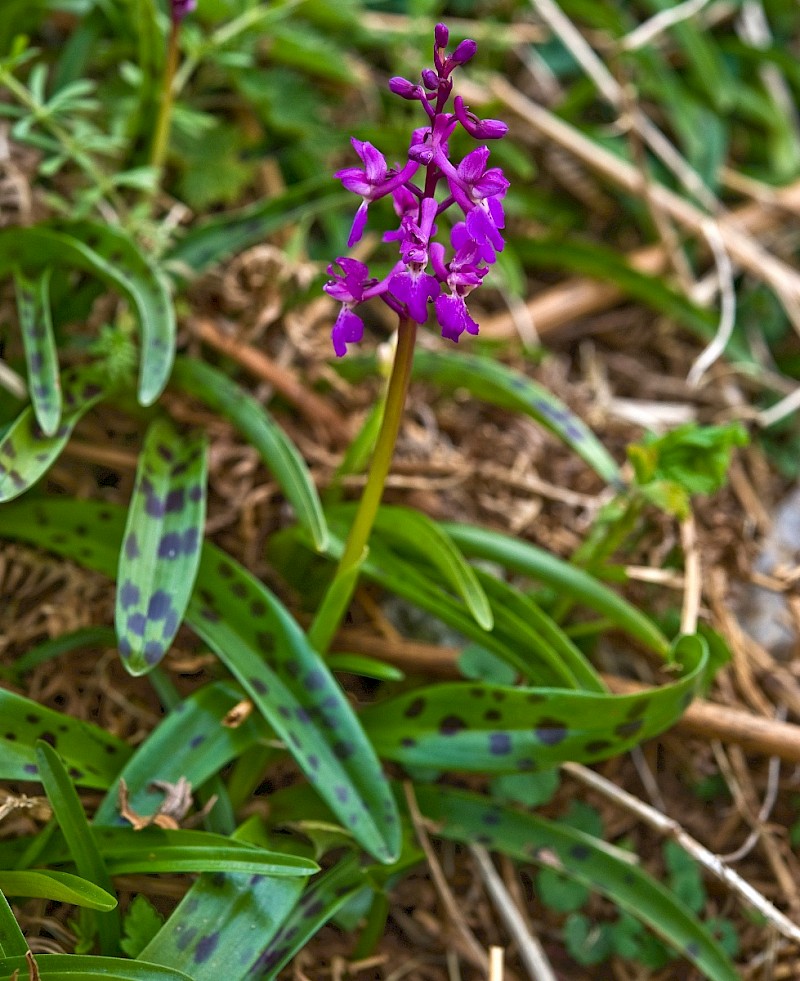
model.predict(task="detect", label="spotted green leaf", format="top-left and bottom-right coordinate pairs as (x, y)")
top-left (139, 871), bottom-right (306, 979)
top-left (254, 853), bottom-right (365, 979)
top-left (171, 357), bottom-right (328, 551)
top-left (0, 871), bottom-right (116, 912)
top-left (93, 682), bottom-right (270, 826)
top-left (0, 499), bottom-right (401, 864)
top-left (0, 954), bottom-right (193, 980)
top-left (14, 267), bottom-right (61, 437)
top-left (116, 418), bottom-right (207, 675)
top-left (416, 785), bottom-right (738, 981)
top-left (35, 740), bottom-right (119, 953)
top-left (361, 636), bottom-right (707, 772)
top-left (0, 367), bottom-right (104, 502)
top-left (370, 505), bottom-right (493, 631)
top-left (0, 222), bottom-right (175, 406)
top-left (0, 686), bottom-right (130, 788)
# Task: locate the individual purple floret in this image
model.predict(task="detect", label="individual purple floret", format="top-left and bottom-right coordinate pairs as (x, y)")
top-left (171, 0), bottom-right (196, 22)
top-left (324, 24), bottom-right (508, 356)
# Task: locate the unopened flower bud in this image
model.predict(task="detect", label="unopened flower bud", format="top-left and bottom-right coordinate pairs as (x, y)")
top-left (450, 39), bottom-right (477, 66)
top-left (389, 77), bottom-right (422, 100)
top-left (171, 0), bottom-right (196, 22)
top-left (434, 23), bottom-right (449, 47)
top-left (421, 69), bottom-right (439, 90)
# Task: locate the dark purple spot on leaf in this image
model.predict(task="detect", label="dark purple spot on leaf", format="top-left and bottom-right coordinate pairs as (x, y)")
top-left (144, 641), bottom-right (163, 664)
top-left (217, 562), bottom-right (233, 578)
top-left (147, 590), bottom-right (171, 620)
top-left (439, 715), bottom-right (466, 736)
top-left (127, 612), bottom-right (147, 637)
top-left (278, 706), bottom-right (291, 719)
top-left (305, 670), bottom-right (325, 692)
top-left (333, 740), bottom-right (354, 760)
top-left (119, 580), bottom-right (140, 610)
top-left (400, 737), bottom-right (416, 748)
top-left (484, 709), bottom-right (501, 722)
top-left (25, 714), bottom-right (40, 725)
top-left (534, 718), bottom-right (568, 746)
top-left (250, 677), bottom-right (268, 695)
top-left (585, 740), bottom-right (611, 754)
top-left (23, 764), bottom-right (37, 774)
top-left (614, 719), bottom-right (644, 739)
top-left (189, 484), bottom-right (203, 502)
top-left (404, 697), bottom-right (426, 719)
top-left (250, 600), bottom-right (267, 617)
top-left (570, 845), bottom-right (590, 861)
top-left (165, 488), bottom-right (185, 513)
top-left (335, 785), bottom-right (349, 802)
top-left (181, 528), bottom-right (199, 554)
top-left (158, 532), bottom-right (181, 559)
top-left (231, 582), bottom-right (247, 598)
top-left (174, 926), bottom-right (197, 952)
top-left (145, 494), bottom-right (165, 518)
top-left (308, 754), bottom-right (319, 770)
top-left (489, 732), bottom-right (512, 755)
top-left (39, 731), bottom-right (56, 747)
top-left (190, 734), bottom-right (206, 748)
top-left (125, 533), bottom-right (141, 559)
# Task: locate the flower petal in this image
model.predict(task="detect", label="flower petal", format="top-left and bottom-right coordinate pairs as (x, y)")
top-left (331, 307), bottom-right (364, 357)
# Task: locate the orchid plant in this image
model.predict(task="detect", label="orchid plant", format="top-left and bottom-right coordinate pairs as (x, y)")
top-left (314, 25), bottom-right (510, 651)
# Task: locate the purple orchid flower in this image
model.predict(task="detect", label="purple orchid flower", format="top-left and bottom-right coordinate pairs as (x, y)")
top-left (326, 23), bottom-right (508, 355)
top-left (171, 0), bottom-right (196, 23)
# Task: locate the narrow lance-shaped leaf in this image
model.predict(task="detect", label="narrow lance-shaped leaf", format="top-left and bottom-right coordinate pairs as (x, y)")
top-left (0, 366), bottom-right (104, 503)
top-left (94, 682), bottom-right (270, 825)
top-left (171, 356), bottom-right (328, 551)
top-left (14, 267), bottom-right (61, 436)
top-left (370, 505), bottom-right (493, 631)
top-left (0, 890), bottom-right (28, 958)
top-left (35, 740), bottom-right (120, 954)
top-left (140, 841), bottom-right (306, 981)
top-left (0, 222), bottom-right (175, 406)
top-left (116, 417), bottom-right (207, 675)
top-left (0, 871), bottom-right (116, 912)
top-left (361, 636), bottom-right (707, 772)
top-left (417, 785), bottom-right (739, 981)
top-left (0, 685), bottom-right (130, 788)
top-left (0, 499), bottom-right (401, 865)
top-left (0, 954), bottom-right (193, 980)
top-left (0, 827), bottom-right (317, 880)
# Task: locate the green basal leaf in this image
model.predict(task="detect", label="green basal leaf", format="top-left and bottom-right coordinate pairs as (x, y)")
top-left (116, 417), bottom-right (207, 674)
top-left (35, 741), bottom-right (119, 953)
top-left (0, 499), bottom-right (400, 865)
top-left (444, 523), bottom-right (671, 656)
top-left (371, 506), bottom-right (493, 631)
top-left (139, 871), bottom-right (305, 979)
top-left (93, 682), bottom-right (270, 826)
top-left (0, 890), bottom-right (28, 958)
top-left (0, 827), bottom-right (317, 879)
top-left (362, 636), bottom-right (707, 772)
top-left (0, 686), bottom-right (130, 787)
top-left (0, 366), bottom-right (104, 503)
top-left (417, 786), bottom-right (739, 981)
top-left (14, 267), bottom-right (61, 436)
top-left (0, 954), bottom-right (193, 980)
top-left (0, 870), bottom-right (116, 912)
top-left (172, 357), bottom-right (328, 551)
top-left (0, 222), bottom-right (175, 406)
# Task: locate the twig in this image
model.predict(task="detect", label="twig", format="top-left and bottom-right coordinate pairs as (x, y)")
top-left (472, 845), bottom-right (558, 981)
top-left (680, 515), bottom-right (701, 635)
top-left (489, 946), bottom-right (505, 981)
top-left (561, 761), bottom-right (800, 946)
top-left (403, 782), bottom-right (490, 975)
top-left (620, 0), bottom-right (715, 51)
top-left (686, 220), bottom-right (737, 386)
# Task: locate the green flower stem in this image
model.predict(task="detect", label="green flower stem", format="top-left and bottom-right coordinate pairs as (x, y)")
top-left (309, 317), bottom-right (418, 652)
top-left (150, 19), bottom-right (180, 174)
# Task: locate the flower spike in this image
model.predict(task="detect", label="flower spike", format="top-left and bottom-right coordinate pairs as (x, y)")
top-left (326, 24), bottom-right (508, 354)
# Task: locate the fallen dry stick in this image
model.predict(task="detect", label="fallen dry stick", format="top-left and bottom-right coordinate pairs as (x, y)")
top-left (336, 630), bottom-right (800, 763)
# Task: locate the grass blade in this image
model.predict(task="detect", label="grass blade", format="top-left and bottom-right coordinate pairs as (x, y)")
top-left (34, 740), bottom-right (119, 954)
top-left (14, 267), bottom-right (61, 437)
top-left (171, 356), bottom-right (328, 551)
top-left (116, 417), bottom-right (207, 674)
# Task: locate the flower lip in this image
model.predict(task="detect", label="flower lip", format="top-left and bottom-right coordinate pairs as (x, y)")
top-left (453, 96), bottom-right (508, 140)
